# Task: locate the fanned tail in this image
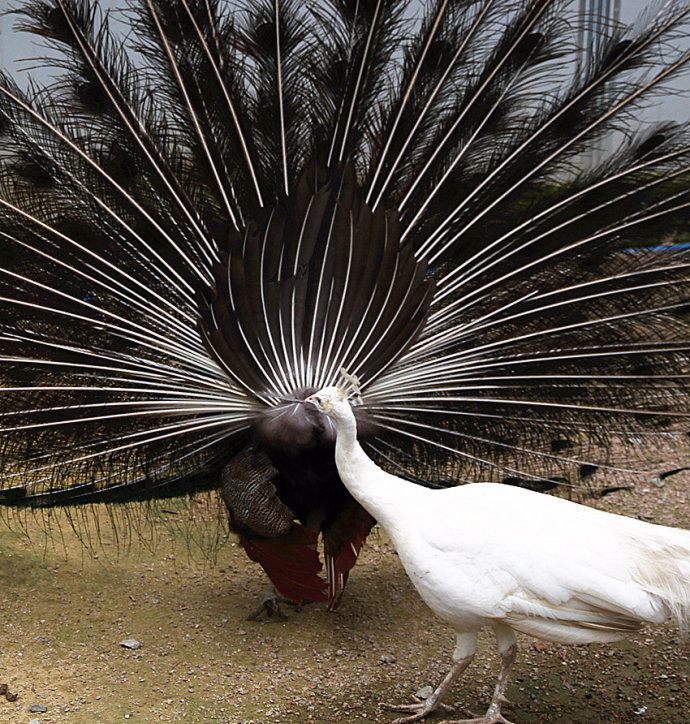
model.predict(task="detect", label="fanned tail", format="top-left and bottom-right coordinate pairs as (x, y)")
top-left (0, 1), bottom-right (688, 557)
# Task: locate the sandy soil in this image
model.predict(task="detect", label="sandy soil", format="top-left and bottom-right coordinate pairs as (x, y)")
top-left (0, 474), bottom-right (688, 724)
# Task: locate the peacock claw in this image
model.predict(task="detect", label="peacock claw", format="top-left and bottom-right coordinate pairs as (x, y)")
top-left (380, 697), bottom-right (454, 723)
top-left (439, 715), bottom-right (515, 724)
top-left (246, 593), bottom-right (303, 621)
top-left (247, 598), bottom-right (287, 620)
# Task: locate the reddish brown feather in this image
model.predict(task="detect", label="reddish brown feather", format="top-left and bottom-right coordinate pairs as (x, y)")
top-left (240, 524), bottom-right (328, 603)
top-left (324, 504), bottom-right (376, 610)
top-left (240, 506), bottom-right (376, 607)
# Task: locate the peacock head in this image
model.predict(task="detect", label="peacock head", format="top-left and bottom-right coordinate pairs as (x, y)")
top-left (306, 370), bottom-right (361, 422)
top-left (256, 373), bottom-right (370, 450)
top-left (305, 386), bottom-right (350, 419)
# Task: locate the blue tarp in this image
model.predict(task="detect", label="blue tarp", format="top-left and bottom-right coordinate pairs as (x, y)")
top-left (626, 242), bottom-right (690, 253)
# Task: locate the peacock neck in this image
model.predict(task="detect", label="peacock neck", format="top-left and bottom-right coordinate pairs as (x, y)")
top-left (333, 410), bottom-right (421, 532)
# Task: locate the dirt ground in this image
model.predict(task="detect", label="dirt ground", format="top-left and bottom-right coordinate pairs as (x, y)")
top-left (0, 472), bottom-right (688, 724)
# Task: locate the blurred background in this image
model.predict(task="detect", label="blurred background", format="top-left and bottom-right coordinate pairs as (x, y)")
top-left (1, 1), bottom-right (687, 114)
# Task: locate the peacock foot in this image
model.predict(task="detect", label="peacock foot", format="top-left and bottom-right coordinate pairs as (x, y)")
top-left (246, 587), bottom-right (303, 621)
top-left (440, 711), bottom-right (515, 724)
top-left (380, 696), bottom-right (454, 723)
top-left (440, 694), bottom-right (514, 724)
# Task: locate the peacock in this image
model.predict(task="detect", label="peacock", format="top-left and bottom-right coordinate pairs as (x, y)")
top-left (306, 382), bottom-right (690, 724)
top-left (0, 0), bottom-right (689, 615)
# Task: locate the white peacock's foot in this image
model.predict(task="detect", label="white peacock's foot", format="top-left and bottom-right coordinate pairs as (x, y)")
top-left (439, 714), bottom-right (515, 724)
top-left (380, 696), bottom-right (454, 723)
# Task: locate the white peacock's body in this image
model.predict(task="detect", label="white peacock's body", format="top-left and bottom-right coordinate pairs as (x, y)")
top-left (381, 482), bottom-right (688, 640)
top-left (310, 386), bottom-right (690, 724)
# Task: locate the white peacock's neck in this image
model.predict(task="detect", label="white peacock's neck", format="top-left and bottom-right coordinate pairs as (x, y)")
top-left (331, 407), bottom-right (424, 531)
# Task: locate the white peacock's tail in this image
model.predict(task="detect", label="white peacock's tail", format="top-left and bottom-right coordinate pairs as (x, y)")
top-left (0, 0), bottom-right (689, 519)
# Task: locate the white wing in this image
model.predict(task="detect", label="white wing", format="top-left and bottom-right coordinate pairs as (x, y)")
top-left (410, 484), bottom-right (690, 643)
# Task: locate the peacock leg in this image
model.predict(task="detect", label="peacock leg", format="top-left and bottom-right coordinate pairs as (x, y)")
top-left (246, 583), bottom-right (302, 621)
top-left (242, 521), bottom-right (328, 619)
top-left (380, 632), bottom-right (477, 723)
top-left (440, 626), bottom-right (517, 724)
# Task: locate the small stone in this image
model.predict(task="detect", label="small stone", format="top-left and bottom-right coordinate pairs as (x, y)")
top-left (0, 684), bottom-right (17, 703)
top-left (634, 706), bottom-right (648, 716)
top-left (336, 649), bottom-right (344, 656)
top-left (379, 654), bottom-right (397, 665)
top-left (29, 720), bottom-right (40, 724)
top-left (29, 704), bottom-right (48, 713)
top-left (415, 685), bottom-right (434, 700)
top-left (120, 639), bottom-right (142, 650)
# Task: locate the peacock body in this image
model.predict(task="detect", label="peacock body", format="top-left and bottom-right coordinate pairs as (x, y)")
top-left (1, 0), bottom-right (689, 610)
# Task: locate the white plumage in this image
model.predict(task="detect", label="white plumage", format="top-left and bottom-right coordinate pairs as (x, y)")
top-left (306, 387), bottom-right (690, 724)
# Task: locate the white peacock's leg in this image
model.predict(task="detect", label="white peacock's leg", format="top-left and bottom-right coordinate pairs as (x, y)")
top-left (442, 625), bottom-right (517, 724)
top-left (381, 631), bottom-right (477, 723)
top-left (484, 625), bottom-right (517, 722)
